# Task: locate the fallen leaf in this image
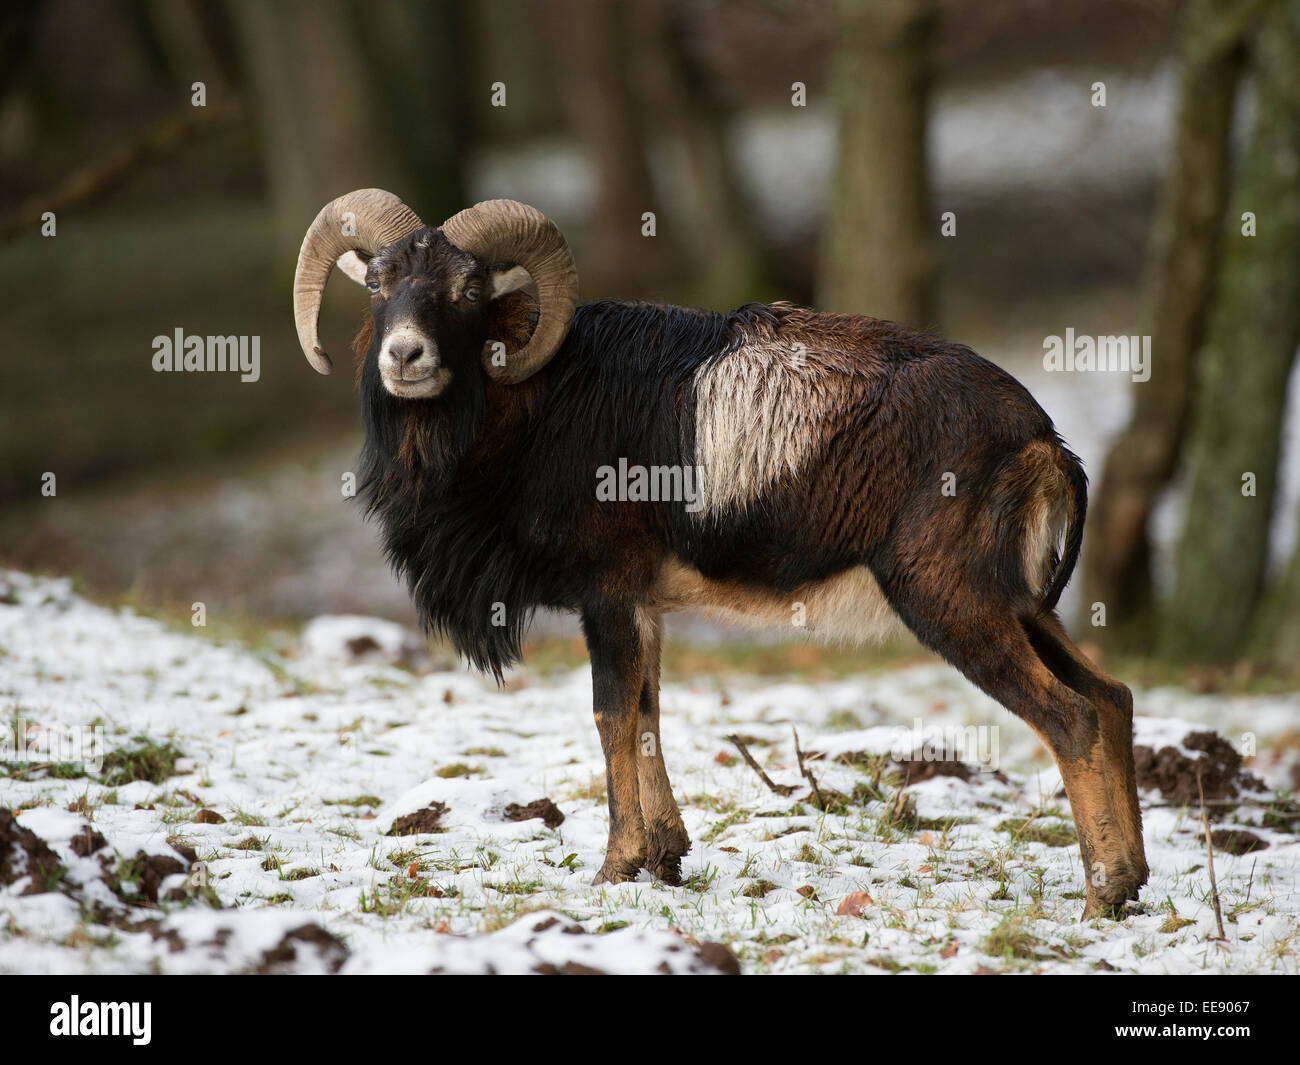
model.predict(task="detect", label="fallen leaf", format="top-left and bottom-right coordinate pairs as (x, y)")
top-left (917, 831), bottom-right (933, 846)
top-left (941, 940), bottom-right (958, 959)
top-left (836, 891), bottom-right (874, 916)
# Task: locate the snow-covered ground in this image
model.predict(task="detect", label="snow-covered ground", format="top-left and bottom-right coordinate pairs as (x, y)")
top-left (1, 570), bottom-right (1297, 974)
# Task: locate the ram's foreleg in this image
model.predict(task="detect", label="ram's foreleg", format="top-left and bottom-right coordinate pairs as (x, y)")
top-left (583, 603), bottom-right (648, 884)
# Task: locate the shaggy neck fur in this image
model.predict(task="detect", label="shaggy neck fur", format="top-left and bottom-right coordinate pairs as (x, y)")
top-left (353, 298), bottom-right (746, 677)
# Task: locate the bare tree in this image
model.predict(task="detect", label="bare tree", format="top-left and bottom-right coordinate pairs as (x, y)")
top-left (1256, 511), bottom-right (1300, 664)
top-left (1083, 0), bottom-right (1259, 648)
top-left (630, 0), bottom-right (772, 309)
top-left (349, 0), bottom-right (470, 223)
top-left (227, 0), bottom-right (414, 258)
top-left (817, 0), bottom-right (936, 325)
top-left (548, 0), bottom-right (674, 295)
top-left (1161, 0), bottom-right (1300, 664)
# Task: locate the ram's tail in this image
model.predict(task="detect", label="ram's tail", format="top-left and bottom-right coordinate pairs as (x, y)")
top-left (1037, 443), bottom-right (1087, 617)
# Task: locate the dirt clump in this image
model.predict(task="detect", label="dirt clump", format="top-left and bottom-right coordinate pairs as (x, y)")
top-left (345, 635), bottom-right (381, 657)
top-left (130, 853), bottom-right (188, 903)
top-left (696, 941), bottom-right (741, 974)
top-left (388, 802), bottom-right (448, 836)
top-left (136, 919), bottom-right (187, 953)
top-left (69, 826), bottom-right (108, 857)
top-left (525, 916), bottom-right (741, 975)
top-left (1198, 828), bottom-right (1268, 856)
top-left (894, 756), bottom-right (1008, 786)
top-left (249, 923), bottom-right (349, 974)
top-left (164, 837), bottom-right (198, 864)
top-left (1134, 730), bottom-right (1267, 808)
top-left (0, 808), bottom-right (64, 894)
top-left (504, 798), bottom-right (565, 829)
top-left (533, 960), bottom-right (607, 974)
top-left (532, 916), bottom-right (584, 935)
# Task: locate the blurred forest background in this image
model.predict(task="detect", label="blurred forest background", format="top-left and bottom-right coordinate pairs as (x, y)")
top-left (1, 0), bottom-right (1299, 685)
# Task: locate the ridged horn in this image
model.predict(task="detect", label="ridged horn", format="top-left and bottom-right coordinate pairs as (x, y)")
top-left (440, 199), bottom-right (578, 383)
top-left (292, 189), bottom-right (425, 373)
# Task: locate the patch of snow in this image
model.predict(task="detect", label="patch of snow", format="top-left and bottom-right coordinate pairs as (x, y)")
top-left (1, 571), bottom-right (1297, 974)
top-left (299, 614), bottom-right (426, 668)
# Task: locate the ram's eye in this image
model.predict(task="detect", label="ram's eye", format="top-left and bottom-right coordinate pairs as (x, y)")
top-left (366, 280), bottom-right (381, 293)
top-left (463, 286), bottom-right (481, 303)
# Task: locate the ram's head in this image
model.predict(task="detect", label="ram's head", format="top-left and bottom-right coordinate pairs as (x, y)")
top-left (292, 189), bottom-right (578, 397)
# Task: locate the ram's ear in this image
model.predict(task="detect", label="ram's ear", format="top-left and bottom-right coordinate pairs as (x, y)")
top-left (488, 264), bottom-right (533, 300)
top-left (337, 250), bottom-right (371, 286)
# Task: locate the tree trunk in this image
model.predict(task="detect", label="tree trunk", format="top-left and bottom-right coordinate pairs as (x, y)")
top-left (1255, 516), bottom-right (1300, 665)
top-left (549, 0), bottom-right (673, 296)
top-left (347, 0), bottom-right (470, 224)
top-left (1081, 0), bottom-right (1253, 648)
top-left (630, 0), bottom-right (772, 309)
top-left (1161, 0), bottom-right (1300, 664)
top-left (226, 0), bottom-right (414, 260)
top-left (817, 0), bottom-right (936, 326)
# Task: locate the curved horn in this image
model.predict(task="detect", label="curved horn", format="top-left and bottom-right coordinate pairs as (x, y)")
top-left (292, 189), bottom-right (425, 374)
top-left (440, 200), bottom-right (578, 383)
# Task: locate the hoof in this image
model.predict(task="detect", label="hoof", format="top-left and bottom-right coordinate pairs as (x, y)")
top-left (1081, 859), bottom-right (1146, 919)
top-left (648, 856), bottom-right (684, 886)
top-left (645, 825), bottom-right (691, 885)
top-left (1135, 855), bottom-right (1151, 890)
top-left (1082, 897), bottom-right (1128, 921)
top-left (591, 857), bottom-right (642, 886)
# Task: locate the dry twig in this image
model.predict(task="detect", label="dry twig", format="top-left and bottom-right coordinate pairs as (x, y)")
top-left (792, 728), bottom-right (826, 810)
top-left (725, 734), bottom-right (796, 796)
top-left (1198, 768), bottom-right (1228, 942)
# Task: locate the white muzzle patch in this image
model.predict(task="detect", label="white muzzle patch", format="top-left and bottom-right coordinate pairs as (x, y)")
top-left (379, 325), bottom-right (451, 399)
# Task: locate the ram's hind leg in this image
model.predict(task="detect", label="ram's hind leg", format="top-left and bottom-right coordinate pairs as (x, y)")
top-left (1025, 612), bottom-right (1147, 896)
top-left (898, 592), bottom-right (1146, 917)
top-left (634, 613), bottom-right (690, 883)
top-left (983, 618), bottom-right (1143, 917)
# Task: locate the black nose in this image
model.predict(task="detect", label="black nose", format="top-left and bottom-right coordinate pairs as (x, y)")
top-left (388, 336), bottom-right (424, 365)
